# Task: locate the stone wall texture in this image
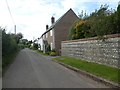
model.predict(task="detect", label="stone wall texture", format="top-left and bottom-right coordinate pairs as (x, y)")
top-left (61, 34), bottom-right (120, 68)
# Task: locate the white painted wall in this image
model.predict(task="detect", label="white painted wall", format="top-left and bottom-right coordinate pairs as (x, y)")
top-left (38, 37), bottom-right (43, 51)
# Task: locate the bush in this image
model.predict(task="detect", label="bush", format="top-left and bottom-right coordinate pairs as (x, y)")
top-left (38, 50), bottom-right (43, 53)
top-left (45, 44), bottom-right (51, 53)
top-left (33, 43), bottom-right (38, 50)
top-left (51, 49), bottom-right (56, 52)
top-left (49, 51), bottom-right (57, 56)
top-left (18, 44), bottom-right (25, 49)
top-left (46, 52), bottom-right (50, 55)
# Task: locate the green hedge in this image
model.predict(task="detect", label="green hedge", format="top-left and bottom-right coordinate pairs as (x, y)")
top-left (1, 28), bottom-right (21, 74)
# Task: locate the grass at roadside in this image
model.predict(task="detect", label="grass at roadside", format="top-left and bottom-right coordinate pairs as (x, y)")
top-left (35, 50), bottom-right (58, 56)
top-left (53, 56), bottom-right (119, 83)
top-left (2, 50), bottom-right (20, 76)
top-left (35, 50), bottom-right (49, 56)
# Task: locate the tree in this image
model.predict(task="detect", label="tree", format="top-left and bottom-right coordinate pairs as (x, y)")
top-left (78, 10), bottom-right (89, 20)
top-left (33, 43), bottom-right (38, 50)
top-left (16, 33), bottom-right (23, 44)
top-left (29, 40), bottom-right (32, 44)
top-left (68, 4), bottom-right (119, 40)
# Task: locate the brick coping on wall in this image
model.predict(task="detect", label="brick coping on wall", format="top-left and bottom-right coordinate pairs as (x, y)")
top-left (62, 34), bottom-right (120, 43)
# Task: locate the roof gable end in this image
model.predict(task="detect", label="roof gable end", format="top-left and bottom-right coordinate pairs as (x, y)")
top-left (41, 8), bottom-right (78, 38)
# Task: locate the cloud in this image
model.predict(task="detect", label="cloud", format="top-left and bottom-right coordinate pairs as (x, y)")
top-left (0, 0), bottom-right (119, 40)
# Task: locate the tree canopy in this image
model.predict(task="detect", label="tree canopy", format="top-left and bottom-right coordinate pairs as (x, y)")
top-left (69, 4), bottom-right (120, 40)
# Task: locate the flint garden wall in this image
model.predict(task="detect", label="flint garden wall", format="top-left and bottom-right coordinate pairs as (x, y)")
top-left (61, 34), bottom-right (120, 68)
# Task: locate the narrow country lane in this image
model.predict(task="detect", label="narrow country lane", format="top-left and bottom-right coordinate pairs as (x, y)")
top-left (3, 48), bottom-right (108, 88)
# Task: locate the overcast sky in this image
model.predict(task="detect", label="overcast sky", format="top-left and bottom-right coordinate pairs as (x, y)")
top-left (0, 0), bottom-right (119, 41)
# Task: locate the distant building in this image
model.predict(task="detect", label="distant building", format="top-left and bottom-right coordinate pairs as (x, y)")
top-left (40, 8), bottom-right (79, 54)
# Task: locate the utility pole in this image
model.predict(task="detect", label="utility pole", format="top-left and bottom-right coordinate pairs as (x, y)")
top-left (14, 25), bottom-right (16, 34)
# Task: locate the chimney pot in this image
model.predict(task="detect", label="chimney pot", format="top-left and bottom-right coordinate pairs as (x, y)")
top-left (51, 16), bottom-right (55, 24)
top-left (46, 25), bottom-right (49, 30)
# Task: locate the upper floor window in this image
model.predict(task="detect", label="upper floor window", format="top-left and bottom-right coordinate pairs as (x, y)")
top-left (50, 29), bottom-right (53, 36)
top-left (43, 34), bottom-right (45, 39)
top-left (46, 34), bottom-right (47, 38)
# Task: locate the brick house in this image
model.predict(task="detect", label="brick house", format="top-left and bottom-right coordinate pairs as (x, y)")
top-left (40, 8), bottom-right (79, 54)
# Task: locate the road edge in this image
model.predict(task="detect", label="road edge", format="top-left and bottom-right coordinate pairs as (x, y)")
top-left (52, 60), bottom-right (120, 89)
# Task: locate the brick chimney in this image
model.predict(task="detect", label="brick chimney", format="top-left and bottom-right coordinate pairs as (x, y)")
top-left (51, 16), bottom-right (55, 25)
top-left (46, 25), bottom-right (49, 30)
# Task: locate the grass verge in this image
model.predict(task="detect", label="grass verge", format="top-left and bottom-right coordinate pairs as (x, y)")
top-left (53, 56), bottom-right (119, 83)
top-left (35, 50), bottom-right (49, 56)
top-left (2, 49), bottom-right (20, 76)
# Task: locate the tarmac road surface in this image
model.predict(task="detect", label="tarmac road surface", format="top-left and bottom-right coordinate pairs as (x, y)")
top-left (3, 48), bottom-right (108, 88)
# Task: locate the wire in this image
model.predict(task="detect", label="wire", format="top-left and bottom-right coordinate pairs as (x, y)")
top-left (5, 0), bottom-right (15, 25)
top-left (5, 0), bottom-right (16, 34)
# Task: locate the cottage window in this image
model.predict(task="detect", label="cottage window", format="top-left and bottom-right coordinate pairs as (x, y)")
top-left (45, 34), bottom-right (46, 38)
top-left (43, 35), bottom-right (45, 39)
top-left (50, 29), bottom-right (53, 36)
top-left (43, 35), bottom-right (44, 39)
top-left (51, 43), bottom-right (53, 50)
top-left (46, 33), bottom-right (48, 38)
